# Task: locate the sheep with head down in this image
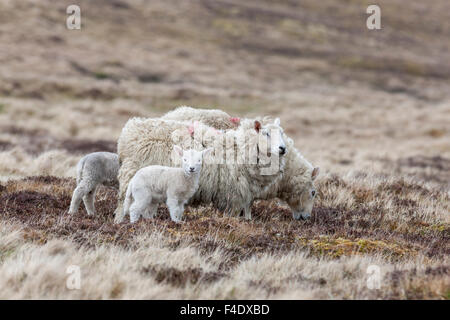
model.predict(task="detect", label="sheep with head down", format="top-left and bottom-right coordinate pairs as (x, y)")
top-left (114, 117), bottom-right (287, 223)
top-left (162, 106), bottom-right (320, 220)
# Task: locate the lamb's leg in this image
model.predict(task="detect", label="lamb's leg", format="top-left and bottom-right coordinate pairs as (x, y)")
top-left (166, 198), bottom-right (182, 223)
top-left (142, 202), bottom-right (156, 219)
top-left (69, 185), bottom-right (87, 214)
top-left (129, 189), bottom-right (151, 223)
top-left (175, 202), bottom-right (185, 221)
top-left (145, 203), bottom-right (158, 219)
top-left (83, 185), bottom-right (97, 216)
top-left (129, 201), bottom-right (143, 223)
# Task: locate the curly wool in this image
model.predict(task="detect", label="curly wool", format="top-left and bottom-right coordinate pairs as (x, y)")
top-left (162, 106), bottom-right (238, 130)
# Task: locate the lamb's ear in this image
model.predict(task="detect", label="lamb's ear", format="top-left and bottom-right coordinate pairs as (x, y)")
top-left (173, 145), bottom-right (184, 157)
top-left (274, 118), bottom-right (280, 126)
top-left (254, 120), bottom-right (261, 133)
top-left (203, 148), bottom-right (213, 156)
top-left (311, 167), bottom-right (320, 180)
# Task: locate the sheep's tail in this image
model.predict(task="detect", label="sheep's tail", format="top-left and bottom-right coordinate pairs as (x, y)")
top-left (76, 156), bottom-right (87, 185)
top-left (122, 183), bottom-right (133, 221)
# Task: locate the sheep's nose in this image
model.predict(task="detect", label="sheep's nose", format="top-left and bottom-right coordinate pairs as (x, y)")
top-left (279, 146), bottom-right (286, 154)
top-left (189, 167), bottom-right (195, 172)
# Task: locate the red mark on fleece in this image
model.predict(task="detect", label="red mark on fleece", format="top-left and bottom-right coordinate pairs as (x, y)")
top-left (230, 117), bottom-right (240, 125)
top-left (188, 125), bottom-right (194, 136)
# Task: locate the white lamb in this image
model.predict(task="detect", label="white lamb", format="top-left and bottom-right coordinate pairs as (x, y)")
top-left (68, 152), bottom-right (119, 216)
top-left (123, 146), bottom-right (212, 223)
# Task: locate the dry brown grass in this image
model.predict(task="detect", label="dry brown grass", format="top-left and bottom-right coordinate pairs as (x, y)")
top-left (0, 0), bottom-right (449, 299)
top-left (0, 173), bottom-right (447, 299)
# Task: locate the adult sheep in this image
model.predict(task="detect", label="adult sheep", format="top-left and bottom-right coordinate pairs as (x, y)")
top-left (162, 106), bottom-right (240, 130)
top-left (114, 118), bottom-right (287, 223)
top-left (162, 107), bottom-right (320, 220)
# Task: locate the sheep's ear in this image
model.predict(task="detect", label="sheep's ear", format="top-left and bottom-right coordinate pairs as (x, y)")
top-left (254, 120), bottom-right (261, 132)
top-left (274, 118), bottom-right (280, 126)
top-left (311, 167), bottom-right (320, 180)
top-left (203, 148), bottom-right (213, 156)
top-left (173, 145), bottom-right (184, 157)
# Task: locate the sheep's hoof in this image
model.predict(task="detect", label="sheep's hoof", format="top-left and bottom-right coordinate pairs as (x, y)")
top-left (114, 217), bottom-right (124, 224)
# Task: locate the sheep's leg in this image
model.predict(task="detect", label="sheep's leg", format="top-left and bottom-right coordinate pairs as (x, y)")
top-left (114, 202), bottom-right (124, 223)
top-left (142, 202), bottom-right (156, 219)
top-left (129, 201), bottom-right (143, 223)
top-left (115, 168), bottom-right (137, 223)
top-left (68, 185), bottom-right (87, 214)
top-left (166, 198), bottom-right (182, 223)
top-left (83, 186), bottom-right (97, 216)
top-left (146, 203), bottom-right (158, 219)
top-left (129, 188), bottom-right (150, 223)
top-left (175, 201), bottom-right (185, 221)
top-left (244, 204), bottom-right (252, 220)
top-left (141, 208), bottom-right (151, 219)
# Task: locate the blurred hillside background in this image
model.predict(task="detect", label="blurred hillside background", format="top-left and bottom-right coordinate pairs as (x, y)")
top-left (0, 0), bottom-right (449, 183)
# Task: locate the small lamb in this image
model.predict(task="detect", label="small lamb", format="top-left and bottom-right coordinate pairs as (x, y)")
top-left (69, 152), bottom-right (119, 215)
top-left (123, 146), bottom-right (212, 223)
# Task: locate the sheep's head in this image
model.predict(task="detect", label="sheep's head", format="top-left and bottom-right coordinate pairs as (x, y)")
top-left (288, 167), bottom-right (320, 220)
top-left (254, 118), bottom-right (287, 156)
top-left (173, 145), bottom-right (213, 175)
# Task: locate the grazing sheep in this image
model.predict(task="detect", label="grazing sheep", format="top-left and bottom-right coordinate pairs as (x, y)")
top-left (160, 107), bottom-right (320, 220)
top-left (123, 146), bottom-right (212, 223)
top-left (69, 152), bottom-right (119, 216)
top-left (114, 117), bottom-right (287, 223)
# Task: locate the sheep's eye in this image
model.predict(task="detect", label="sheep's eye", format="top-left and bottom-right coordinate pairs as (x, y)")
top-left (311, 190), bottom-right (316, 197)
top-left (265, 131), bottom-right (270, 137)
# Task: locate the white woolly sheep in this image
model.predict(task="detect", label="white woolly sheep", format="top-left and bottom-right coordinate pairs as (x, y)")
top-left (123, 146), bottom-right (212, 223)
top-left (69, 152), bottom-right (119, 216)
top-left (114, 118), bottom-right (287, 223)
top-left (162, 106), bottom-right (240, 130)
top-left (161, 107), bottom-right (320, 220)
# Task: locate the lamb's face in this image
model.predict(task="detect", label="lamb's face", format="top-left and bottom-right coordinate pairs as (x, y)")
top-left (174, 146), bottom-right (213, 175)
top-left (289, 167), bottom-right (320, 220)
top-left (182, 149), bottom-right (204, 174)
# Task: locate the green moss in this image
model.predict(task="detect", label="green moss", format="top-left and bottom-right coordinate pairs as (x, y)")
top-left (444, 290), bottom-right (450, 300)
top-left (94, 72), bottom-right (110, 80)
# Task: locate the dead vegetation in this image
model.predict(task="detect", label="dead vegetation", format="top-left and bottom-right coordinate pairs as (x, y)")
top-left (0, 174), bottom-right (448, 299)
top-left (0, 0), bottom-right (449, 299)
